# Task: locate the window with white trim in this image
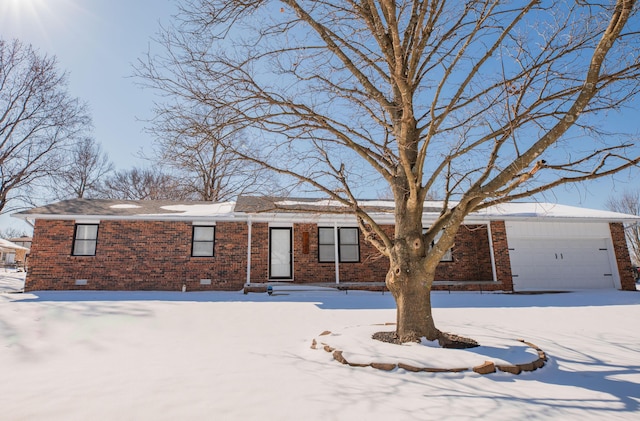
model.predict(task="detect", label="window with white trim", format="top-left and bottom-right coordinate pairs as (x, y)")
top-left (72, 224), bottom-right (99, 256)
top-left (192, 226), bottom-right (215, 257)
top-left (318, 227), bottom-right (360, 263)
top-left (423, 228), bottom-right (453, 261)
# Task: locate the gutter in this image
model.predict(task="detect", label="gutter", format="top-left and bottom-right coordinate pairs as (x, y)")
top-left (12, 210), bottom-right (640, 225)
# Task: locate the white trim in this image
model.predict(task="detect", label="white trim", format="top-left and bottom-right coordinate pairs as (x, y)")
top-left (246, 217), bottom-right (252, 286)
top-left (333, 222), bottom-right (340, 284)
top-left (192, 221), bottom-right (217, 226)
top-left (486, 222), bottom-right (498, 283)
top-left (14, 207), bottom-right (640, 225)
top-left (268, 221), bottom-right (294, 227)
top-left (77, 219), bottom-right (100, 224)
top-left (16, 214), bottom-right (239, 223)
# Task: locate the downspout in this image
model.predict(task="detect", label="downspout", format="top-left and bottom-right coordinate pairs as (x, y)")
top-left (334, 222), bottom-right (340, 284)
top-left (487, 222), bottom-right (498, 283)
top-left (246, 216), bottom-right (252, 286)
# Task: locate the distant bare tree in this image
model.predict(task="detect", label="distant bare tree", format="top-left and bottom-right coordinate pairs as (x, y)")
top-left (139, 0), bottom-right (640, 345)
top-left (0, 227), bottom-right (29, 240)
top-left (0, 38), bottom-right (90, 213)
top-left (50, 137), bottom-right (114, 199)
top-left (141, 100), bottom-right (278, 201)
top-left (607, 190), bottom-right (640, 265)
top-left (101, 167), bottom-right (190, 200)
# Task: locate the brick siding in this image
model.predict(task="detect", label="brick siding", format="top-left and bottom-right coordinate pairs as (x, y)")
top-left (26, 218), bottom-right (629, 293)
top-left (489, 220), bottom-right (514, 291)
top-left (245, 223), bottom-right (500, 286)
top-left (25, 220), bottom-right (247, 291)
top-left (609, 222), bottom-right (636, 291)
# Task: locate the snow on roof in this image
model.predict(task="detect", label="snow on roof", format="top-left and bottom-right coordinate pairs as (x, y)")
top-left (0, 238), bottom-right (29, 251)
top-left (147, 202), bottom-right (237, 217)
top-left (110, 204), bottom-right (142, 209)
top-left (477, 201), bottom-right (640, 221)
top-left (11, 199), bottom-right (237, 221)
top-left (269, 197), bottom-right (640, 222)
top-left (276, 199), bottom-right (347, 208)
top-left (11, 197), bottom-right (640, 223)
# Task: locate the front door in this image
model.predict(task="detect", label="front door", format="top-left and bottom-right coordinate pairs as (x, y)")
top-left (269, 227), bottom-right (292, 279)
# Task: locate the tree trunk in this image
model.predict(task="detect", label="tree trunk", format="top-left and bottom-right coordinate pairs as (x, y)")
top-left (383, 204), bottom-right (478, 348)
top-left (387, 271), bottom-right (440, 342)
top-left (386, 257), bottom-right (440, 342)
top-left (385, 259), bottom-right (479, 348)
top-left (382, 185), bottom-right (440, 342)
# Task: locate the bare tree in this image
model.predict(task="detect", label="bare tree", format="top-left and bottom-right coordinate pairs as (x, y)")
top-left (50, 137), bottom-right (114, 199)
top-left (101, 167), bottom-right (190, 200)
top-left (138, 1), bottom-right (640, 345)
top-left (607, 190), bottom-right (640, 266)
top-left (0, 38), bottom-right (91, 213)
top-left (141, 90), bottom-right (279, 201)
top-left (0, 227), bottom-right (29, 240)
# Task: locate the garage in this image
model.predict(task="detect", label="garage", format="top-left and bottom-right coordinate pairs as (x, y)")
top-left (505, 221), bottom-right (619, 291)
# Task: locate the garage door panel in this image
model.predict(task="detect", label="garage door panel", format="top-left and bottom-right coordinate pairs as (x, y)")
top-left (508, 237), bottom-right (614, 291)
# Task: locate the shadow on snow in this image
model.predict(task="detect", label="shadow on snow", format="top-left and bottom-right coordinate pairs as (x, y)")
top-left (5, 287), bottom-right (639, 310)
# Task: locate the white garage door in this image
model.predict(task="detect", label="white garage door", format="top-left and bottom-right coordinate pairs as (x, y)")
top-left (508, 237), bottom-right (615, 291)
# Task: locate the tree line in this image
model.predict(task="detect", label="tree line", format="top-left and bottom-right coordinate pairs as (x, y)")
top-left (0, 38), bottom-right (275, 216)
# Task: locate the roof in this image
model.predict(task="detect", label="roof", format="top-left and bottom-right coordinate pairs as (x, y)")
top-left (234, 196), bottom-right (444, 214)
top-left (11, 196), bottom-right (640, 224)
top-left (474, 201), bottom-right (640, 222)
top-left (237, 196), bottom-right (640, 223)
top-left (8, 237), bottom-right (32, 242)
top-left (12, 199), bottom-right (236, 221)
top-left (0, 238), bottom-right (29, 252)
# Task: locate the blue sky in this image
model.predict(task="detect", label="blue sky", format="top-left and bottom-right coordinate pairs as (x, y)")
top-left (1, 0), bottom-right (178, 231)
top-left (1, 0), bottom-right (178, 170)
top-left (1, 0), bottom-right (639, 233)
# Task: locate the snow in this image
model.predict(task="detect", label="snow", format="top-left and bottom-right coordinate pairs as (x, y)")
top-left (1, 273), bottom-right (640, 420)
top-left (109, 204), bottom-right (142, 209)
top-left (155, 202), bottom-right (236, 216)
top-left (274, 199), bottom-right (640, 222)
top-left (0, 237), bottom-right (29, 251)
top-left (477, 202), bottom-right (640, 221)
top-left (276, 199), bottom-right (349, 207)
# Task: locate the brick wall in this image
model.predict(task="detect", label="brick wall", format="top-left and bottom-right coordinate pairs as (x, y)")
top-left (26, 217), bottom-right (635, 293)
top-left (489, 220), bottom-right (514, 291)
top-left (434, 224), bottom-right (494, 282)
top-left (249, 222), bottom-right (269, 283)
top-left (26, 218), bottom-right (510, 291)
top-left (25, 220), bottom-right (247, 291)
top-left (248, 222), bottom-right (499, 285)
top-left (610, 222), bottom-right (636, 291)
top-left (291, 223), bottom-right (390, 284)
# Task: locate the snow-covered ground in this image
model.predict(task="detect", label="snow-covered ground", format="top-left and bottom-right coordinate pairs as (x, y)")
top-left (1, 273), bottom-right (639, 420)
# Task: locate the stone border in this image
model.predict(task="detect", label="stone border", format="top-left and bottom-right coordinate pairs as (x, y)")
top-left (311, 331), bottom-right (547, 375)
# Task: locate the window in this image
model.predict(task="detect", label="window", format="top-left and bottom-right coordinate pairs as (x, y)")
top-left (318, 228), bottom-right (335, 262)
top-left (423, 228), bottom-right (453, 261)
top-left (318, 227), bottom-right (360, 263)
top-left (192, 226), bottom-right (215, 257)
top-left (72, 224), bottom-right (99, 256)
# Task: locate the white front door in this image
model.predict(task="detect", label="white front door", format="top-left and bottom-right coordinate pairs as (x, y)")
top-left (270, 227), bottom-right (292, 279)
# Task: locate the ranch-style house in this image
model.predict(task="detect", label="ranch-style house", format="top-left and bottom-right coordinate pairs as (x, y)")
top-left (12, 195), bottom-right (639, 292)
